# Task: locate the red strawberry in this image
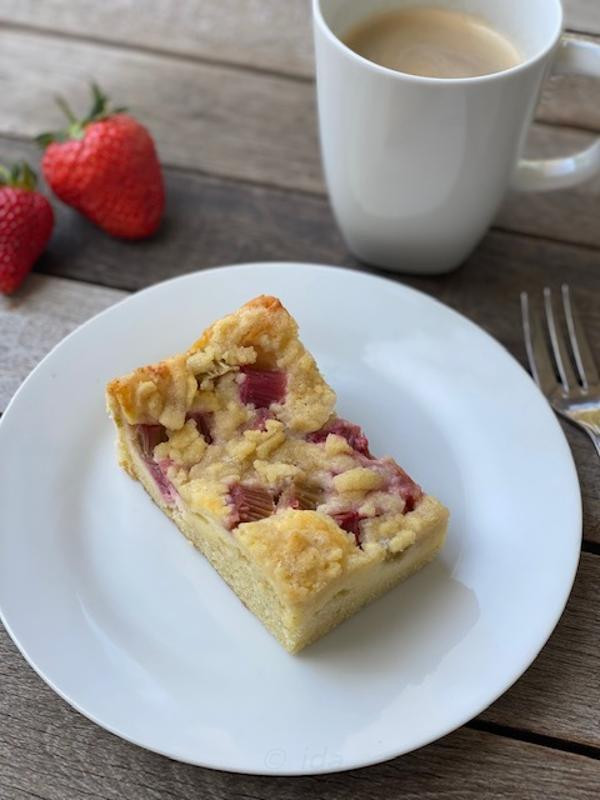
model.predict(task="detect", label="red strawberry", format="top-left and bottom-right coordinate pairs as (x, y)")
top-left (37, 84), bottom-right (164, 239)
top-left (0, 162), bottom-right (54, 294)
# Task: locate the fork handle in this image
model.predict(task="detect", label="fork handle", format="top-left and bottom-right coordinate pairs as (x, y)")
top-left (512, 38), bottom-right (600, 192)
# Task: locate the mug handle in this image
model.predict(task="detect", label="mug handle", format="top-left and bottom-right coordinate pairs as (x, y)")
top-left (512, 37), bottom-right (600, 192)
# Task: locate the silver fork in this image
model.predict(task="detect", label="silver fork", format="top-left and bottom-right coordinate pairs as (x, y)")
top-left (521, 285), bottom-right (600, 458)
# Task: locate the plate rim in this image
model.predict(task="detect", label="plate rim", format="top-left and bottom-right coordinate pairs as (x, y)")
top-left (0, 262), bottom-right (583, 775)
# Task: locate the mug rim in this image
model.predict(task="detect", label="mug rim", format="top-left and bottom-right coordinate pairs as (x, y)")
top-left (312, 0), bottom-right (564, 85)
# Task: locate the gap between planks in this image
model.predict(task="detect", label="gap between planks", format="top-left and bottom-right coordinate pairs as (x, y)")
top-left (468, 719), bottom-right (600, 761)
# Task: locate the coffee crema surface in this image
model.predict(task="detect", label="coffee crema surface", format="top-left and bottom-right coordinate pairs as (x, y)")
top-left (343, 6), bottom-right (522, 78)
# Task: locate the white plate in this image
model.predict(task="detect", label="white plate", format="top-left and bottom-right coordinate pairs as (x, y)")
top-left (0, 263), bottom-right (581, 775)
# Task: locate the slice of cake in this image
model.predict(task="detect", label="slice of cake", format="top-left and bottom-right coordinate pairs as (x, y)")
top-left (106, 295), bottom-right (448, 652)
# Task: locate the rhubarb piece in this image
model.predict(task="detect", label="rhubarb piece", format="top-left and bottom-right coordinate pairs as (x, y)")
top-left (137, 423), bottom-right (167, 458)
top-left (135, 425), bottom-right (174, 502)
top-left (106, 295), bottom-right (448, 653)
top-left (293, 480), bottom-right (324, 511)
top-left (308, 418), bottom-right (372, 457)
top-left (229, 483), bottom-right (275, 526)
top-left (147, 460), bottom-right (176, 503)
top-left (239, 367), bottom-right (286, 408)
top-left (377, 459), bottom-right (423, 512)
top-left (331, 510), bottom-right (363, 547)
top-left (277, 479), bottom-right (324, 511)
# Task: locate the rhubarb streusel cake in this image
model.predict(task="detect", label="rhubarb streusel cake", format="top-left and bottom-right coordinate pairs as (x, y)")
top-left (106, 296), bottom-right (448, 652)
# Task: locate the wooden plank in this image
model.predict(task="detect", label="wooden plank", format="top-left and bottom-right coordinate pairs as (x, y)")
top-left (565, 0), bottom-right (600, 34)
top-left (0, 619), bottom-right (598, 799)
top-left (0, 0), bottom-right (597, 79)
top-left (481, 553), bottom-right (600, 748)
top-left (0, 0), bottom-right (316, 78)
top-left (0, 29), bottom-right (323, 194)
top-left (0, 29), bottom-right (599, 201)
top-left (0, 275), bottom-right (125, 411)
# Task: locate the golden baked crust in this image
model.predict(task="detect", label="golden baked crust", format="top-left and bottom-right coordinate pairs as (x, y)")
top-left (107, 295), bottom-right (335, 432)
top-left (237, 511), bottom-right (358, 603)
top-left (106, 295), bottom-right (449, 652)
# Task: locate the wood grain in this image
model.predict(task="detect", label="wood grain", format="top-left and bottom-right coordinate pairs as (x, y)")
top-left (0, 29), bottom-right (599, 201)
top-left (481, 553), bottom-right (600, 748)
top-left (0, 0), bottom-right (597, 77)
top-left (0, 615), bottom-right (598, 799)
top-left (0, 29), bottom-right (323, 194)
top-left (566, 0), bottom-right (600, 34)
top-left (0, 275), bottom-right (125, 411)
top-left (0, 0), bottom-right (316, 78)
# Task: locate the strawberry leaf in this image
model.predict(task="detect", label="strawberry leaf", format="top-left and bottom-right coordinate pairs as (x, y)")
top-left (36, 82), bottom-right (128, 147)
top-left (87, 82), bottom-right (108, 120)
top-left (0, 161), bottom-right (38, 190)
top-left (55, 95), bottom-right (78, 125)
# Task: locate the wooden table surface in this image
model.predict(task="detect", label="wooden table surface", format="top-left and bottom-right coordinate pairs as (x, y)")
top-left (0, 2), bottom-right (599, 797)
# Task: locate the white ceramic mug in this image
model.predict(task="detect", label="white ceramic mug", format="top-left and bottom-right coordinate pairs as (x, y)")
top-left (313, 0), bottom-right (600, 274)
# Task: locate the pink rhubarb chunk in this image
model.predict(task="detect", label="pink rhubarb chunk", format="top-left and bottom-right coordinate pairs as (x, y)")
top-left (137, 424), bottom-right (167, 458)
top-left (239, 367), bottom-right (286, 409)
top-left (276, 480), bottom-right (323, 511)
top-left (331, 510), bottom-right (363, 548)
top-left (136, 425), bottom-right (175, 503)
top-left (229, 483), bottom-right (275, 526)
top-left (386, 463), bottom-right (422, 512)
top-left (147, 460), bottom-right (176, 503)
top-left (307, 418), bottom-right (372, 458)
top-left (373, 459), bottom-right (422, 512)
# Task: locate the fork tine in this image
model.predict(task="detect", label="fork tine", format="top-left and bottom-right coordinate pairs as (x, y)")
top-left (521, 291), bottom-right (558, 396)
top-left (543, 287), bottom-right (579, 394)
top-left (561, 284), bottom-right (599, 390)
